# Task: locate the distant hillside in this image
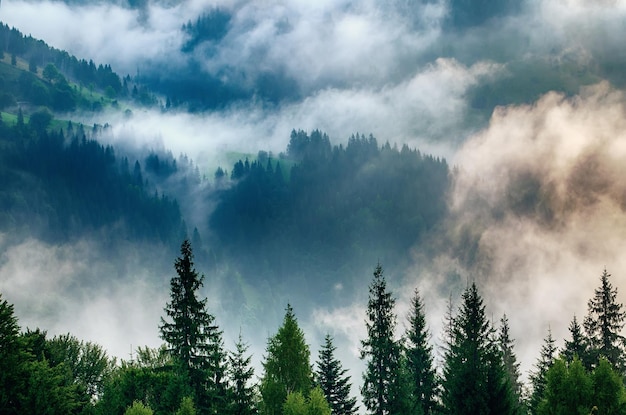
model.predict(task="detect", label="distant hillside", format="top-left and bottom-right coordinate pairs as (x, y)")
top-left (201, 130), bottom-right (450, 304)
top-left (0, 22), bottom-right (160, 116)
top-left (0, 114), bottom-right (184, 246)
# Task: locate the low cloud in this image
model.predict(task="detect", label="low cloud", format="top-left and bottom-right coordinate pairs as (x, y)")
top-left (420, 82), bottom-right (626, 377)
top-left (0, 236), bottom-right (171, 358)
top-left (5, 0), bottom-right (626, 391)
top-left (92, 57), bottom-right (496, 176)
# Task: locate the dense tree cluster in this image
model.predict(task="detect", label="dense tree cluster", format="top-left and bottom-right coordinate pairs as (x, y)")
top-left (3, 239), bottom-right (626, 414)
top-left (0, 114), bottom-right (183, 244)
top-left (210, 129), bottom-right (450, 297)
top-left (181, 8), bottom-right (232, 53)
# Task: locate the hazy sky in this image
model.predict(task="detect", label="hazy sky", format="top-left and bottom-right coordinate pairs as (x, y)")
top-left (3, 0), bottom-right (626, 393)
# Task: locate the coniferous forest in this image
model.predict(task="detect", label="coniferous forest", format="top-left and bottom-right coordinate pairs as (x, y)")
top-left (3, 1), bottom-right (626, 415)
top-left (3, 241), bottom-right (626, 414)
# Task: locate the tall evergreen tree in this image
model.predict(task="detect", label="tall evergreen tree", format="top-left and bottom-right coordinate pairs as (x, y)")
top-left (360, 263), bottom-right (405, 415)
top-left (442, 283), bottom-right (517, 415)
top-left (529, 328), bottom-right (557, 415)
top-left (316, 334), bottom-right (358, 415)
top-left (227, 333), bottom-right (257, 415)
top-left (583, 268), bottom-right (626, 370)
top-left (562, 315), bottom-right (591, 369)
top-left (260, 304), bottom-right (313, 415)
top-left (159, 239), bottom-right (227, 414)
top-left (404, 289), bottom-right (438, 415)
top-left (0, 293), bottom-right (27, 414)
top-left (498, 314), bottom-right (523, 413)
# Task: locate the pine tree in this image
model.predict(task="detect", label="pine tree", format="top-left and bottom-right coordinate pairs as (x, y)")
top-left (498, 315), bottom-right (523, 413)
top-left (227, 333), bottom-right (257, 415)
top-left (562, 315), bottom-right (591, 369)
top-left (404, 289), bottom-right (438, 415)
top-left (0, 294), bottom-right (27, 414)
top-left (360, 263), bottom-right (404, 415)
top-left (441, 282), bottom-right (492, 415)
top-left (528, 328), bottom-right (557, 415)
top-left (260, 304), bottom-right (313, 415)
top-left (583, 268), bottom-right (626, 370)
top-left (159, 239), bottom-right (227, 414)
top-left (316, 334), bottom-right (357, 415)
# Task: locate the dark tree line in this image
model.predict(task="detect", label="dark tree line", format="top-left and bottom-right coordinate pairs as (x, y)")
top-left (0, 115), bottom-right (183, 244)
top-left (360, 265), bottom-right (626, 415)
top-left (3, 239), bottom-right (626, 414)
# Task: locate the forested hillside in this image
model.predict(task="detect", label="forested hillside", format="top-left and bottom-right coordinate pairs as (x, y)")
top-left (0, 113), bottom-right (183, 245)
top-left (0, 23), bottom-right (159, 114)
top-left (209, 130), bottom-right (449, 296)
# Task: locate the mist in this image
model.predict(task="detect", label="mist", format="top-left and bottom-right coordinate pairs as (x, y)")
top-left (3, 0), bottom-right (626, 400)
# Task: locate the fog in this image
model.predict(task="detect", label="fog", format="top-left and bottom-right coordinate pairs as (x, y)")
top-left (2, 0), bottom-right (626, 398)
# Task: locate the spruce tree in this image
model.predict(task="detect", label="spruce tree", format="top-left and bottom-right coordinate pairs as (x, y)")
top-left (159, 239), bottom-right (227, 414)
top-left (441, 282), bottom-right (491, 415)
top-left (404, 289), bottom-right (438, 415)
top-left (528, 328), bottom-right (557, 415)
top-left (260, 304), bottom-right (313, 415)
top-left (227, 333), bottom-right (257, 415)
top-left (0, 294), bottom-right (27, 414)
top-left (498, 314), bottom-right (523, 413)
top-left (360, 263), bottom-right (404, 415)
top-left (583, 268), bottom-right (626, 370)
top-left (316, 334), bottom-right (357, 415)
top-left (562, 315), bottom-right (590, 369)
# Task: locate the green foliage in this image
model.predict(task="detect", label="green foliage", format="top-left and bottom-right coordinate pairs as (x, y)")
top-left (46, 333), bottom-right (113, 401)
top-left (592, 358), bottom-right (626, 415)
top-left (404, 289), bottom-right (439, 415)
top-left (28, 107), bottom-right (53, 133)
top-left (529, 328), bottom-right (557, 414)
top-left (360, 264), bottom-right (405, 415)
top-left (28, 56), bottom-right (37, 72)
top-left (307, 387), bottom-right (332, 415)
top-left (583, 269), bottom-right (626, 370)
top-left (227, 333), bottom-right (258, 415)
top-left (282, 388), bottom-right (331, 415)
top-left (537, 358), bottom-right (592, 415)
top-left (176, 396), bottom-right (197, 415)
top-left (260, 304), bottom-right (313, 415)
top-left (316, 335), bottom-right (357, 415)
top-left (0, 293), bottom-right (27, 414)
top-left (562, 315), bottom-right (591, 369)
top-left (43, 63), bottom-right (60, 82)
top-left (283, 392), bottom-right (308, 415)
top-left (0, 122), bottom-right (183, 243)
top-left (442, 283), bottom-right (518, 415)
top-left (96, 354), bottom-right (189, 415)
top-left (20, 358), bottom-right (80, 415)
top-left (125, 400), bottom-right (154, 415)
top-left (442, 282), bottom-right (491, 414)
top-left (160, 239), bottom-right (227, 414)
top-left (498, 315), bottom-right (524, 414)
